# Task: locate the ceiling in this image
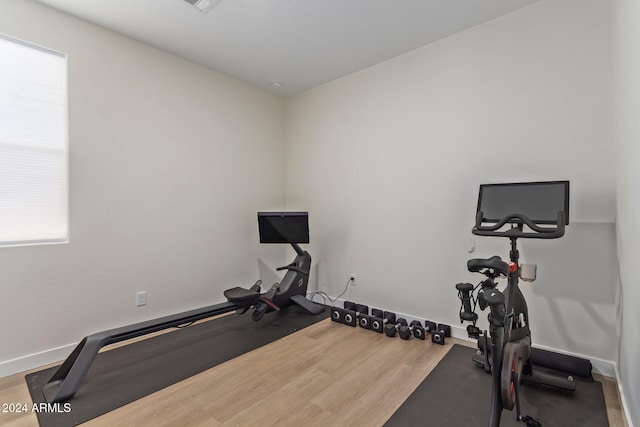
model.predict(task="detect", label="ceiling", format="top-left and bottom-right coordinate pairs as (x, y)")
top-left (35, 0), bottom-right (540, 97)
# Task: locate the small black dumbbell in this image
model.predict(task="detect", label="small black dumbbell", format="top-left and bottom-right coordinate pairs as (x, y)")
top-left (399, 320), bottom-right (424, 340)
top-left (384, 318), bottom-right (408, 337)
top-left (342, 308), bottom-right (357, 327)
top-left (358, 313), bottom-right (372, 329)
top-left (344, 301), bottom-right (371, 329)
top-left (370, 309), bottom-right (396, 333)
top-left (431, 323), bottom-right (451, 345)
top-left (438, 323), bottom-right (451, 337)
top-left (424, 320), bottom-right (437, 334)
top-left (330, 307), bottom-right (357, 326)
top-left (456, 282), bottom-right (478, 323)
top-left (432, 329), bottom-right (446, 345)
top-left (330, 306), bottom-right (343, 323)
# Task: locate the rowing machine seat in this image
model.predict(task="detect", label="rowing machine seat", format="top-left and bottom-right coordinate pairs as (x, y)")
top-left (224, 287), bottom-right (260, 303)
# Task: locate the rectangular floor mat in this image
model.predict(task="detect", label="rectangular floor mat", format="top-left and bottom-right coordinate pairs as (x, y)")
top-left (385, 344), bottom-right (608, 427)
top-left (26, 305), bottom-right (328, 427)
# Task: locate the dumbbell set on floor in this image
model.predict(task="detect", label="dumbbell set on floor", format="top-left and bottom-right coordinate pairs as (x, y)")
top-left (331, 301), bottom-right (451, 345)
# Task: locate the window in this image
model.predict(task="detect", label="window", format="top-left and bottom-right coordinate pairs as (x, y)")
top-left (0, 34), bottom-right (68, 246)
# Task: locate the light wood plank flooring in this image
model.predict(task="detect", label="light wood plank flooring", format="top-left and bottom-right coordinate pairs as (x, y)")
top-left (0, 317), bottom-right (626, 426)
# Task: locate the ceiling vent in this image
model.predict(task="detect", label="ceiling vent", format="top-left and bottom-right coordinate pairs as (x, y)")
top-left (182, 0), bottom-right (222, 13)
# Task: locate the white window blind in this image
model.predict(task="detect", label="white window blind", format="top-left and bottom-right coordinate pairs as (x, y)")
top-left (0, 34), bottom-right (68, 246)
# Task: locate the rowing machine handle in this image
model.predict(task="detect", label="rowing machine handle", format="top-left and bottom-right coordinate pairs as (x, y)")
top-left (276, 263), bottom-right (309, 274)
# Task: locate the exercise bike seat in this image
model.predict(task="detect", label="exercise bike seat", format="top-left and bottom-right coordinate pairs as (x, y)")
top-left (224, 287), bottom-right (260, 303)
top-left (456, 282), bottom-right (474, 292)
top-left (467, 256), bottom-right (509, 277)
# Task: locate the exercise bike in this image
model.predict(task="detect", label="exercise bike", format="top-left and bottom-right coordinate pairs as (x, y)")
top-left (455, 181), bottom-right (575, 427)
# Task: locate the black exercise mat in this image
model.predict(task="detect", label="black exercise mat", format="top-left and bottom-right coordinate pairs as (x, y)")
top-left (385, 344), bottom-right (608, 427)
top-left (26, 305), bottom-right (328, 427)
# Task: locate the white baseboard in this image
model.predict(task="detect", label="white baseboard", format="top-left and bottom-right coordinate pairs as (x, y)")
top-left (615, 364), bottom-right (635, 427)
top-left (0, 343), bottom-right (75, 379)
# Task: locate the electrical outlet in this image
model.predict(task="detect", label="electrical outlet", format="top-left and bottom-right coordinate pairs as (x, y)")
top-left (136, 291), bottom-right (147, 307)
top-left (350, 275), bottom-right (357, 286)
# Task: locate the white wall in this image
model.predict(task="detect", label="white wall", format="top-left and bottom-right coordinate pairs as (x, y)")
top-left (285, 0), bottom-right (616, 368)
top-left (0, 0), bottom-right (285, 375)
top-left (612, 0), bottom-right (640, 424)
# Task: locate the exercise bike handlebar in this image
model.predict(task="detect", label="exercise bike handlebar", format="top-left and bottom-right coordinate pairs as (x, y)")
top-left (473, 211), bottom-right (566, 239)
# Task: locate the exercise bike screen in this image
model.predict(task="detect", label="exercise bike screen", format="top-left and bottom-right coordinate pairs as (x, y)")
top-left (257, 212), bottom-right (310, 244)
top-left (477, 181), bottom-right (569, 225)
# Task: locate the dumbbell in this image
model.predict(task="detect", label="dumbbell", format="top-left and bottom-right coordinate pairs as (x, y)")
top-left (399, 320), bottom-right (424, 340)
top-left (330, 306), bottom-right (357, 326)
top-left (370, 309), bottom-right (396, 333)
top-left (330, 306), bottom-right (341, 323)
top-left (344, 301), bottom-right (371, 329)
top-left (416, 320), bottom-right (451, 345)
top-left (384, 318), bottom-right (408, 337)
top-left (424, 320), bottom-right (437, 335)
top-left (431, 323), bottom-right (451, 345)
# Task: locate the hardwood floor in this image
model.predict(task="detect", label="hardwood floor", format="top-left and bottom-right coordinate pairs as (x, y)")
top-left (0, 317), bottom-right (626, 426)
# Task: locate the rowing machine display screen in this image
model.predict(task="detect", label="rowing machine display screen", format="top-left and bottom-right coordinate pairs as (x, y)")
top-left (258, 211), bottom-right (309, 244)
